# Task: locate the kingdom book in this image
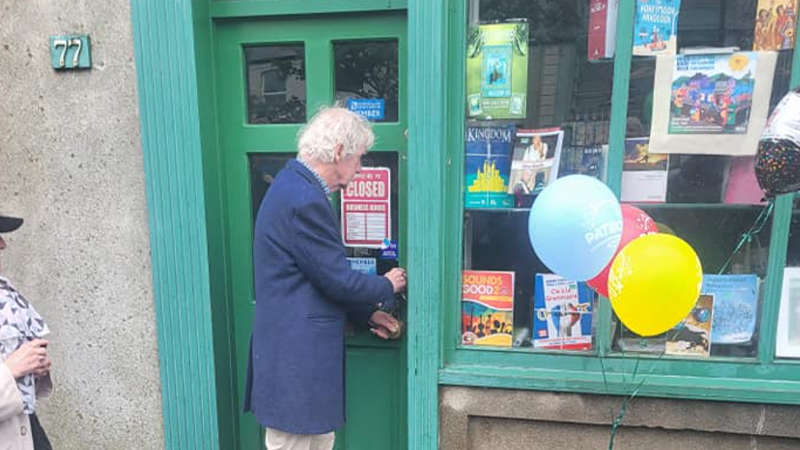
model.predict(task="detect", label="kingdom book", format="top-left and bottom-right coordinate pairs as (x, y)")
top-left (461, 270), bottom-right (514, 347)
top-left (532, 274), bottom-right (593, 351)
top-left (464, 126), bottom-right (515, 209)
top-left (632, 0), bottom-right (681, 56)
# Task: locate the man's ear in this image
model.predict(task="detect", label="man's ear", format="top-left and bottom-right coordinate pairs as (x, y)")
top-left (333, 144), bottom-right (344, 162)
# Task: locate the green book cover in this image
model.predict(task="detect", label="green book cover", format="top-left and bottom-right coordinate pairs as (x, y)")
top-left (467, 22), bottom-right (529, 120)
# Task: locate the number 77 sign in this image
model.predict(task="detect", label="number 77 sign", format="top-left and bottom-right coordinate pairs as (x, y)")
top-left (341, 167), bottom-right (391, 248)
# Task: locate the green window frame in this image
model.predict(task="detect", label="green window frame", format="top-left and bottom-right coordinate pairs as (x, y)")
top-left (438, 0), bottom-right (800, 405)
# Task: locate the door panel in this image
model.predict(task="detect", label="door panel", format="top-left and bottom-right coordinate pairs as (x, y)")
top-left (215, 12), bottom-right (407, 449)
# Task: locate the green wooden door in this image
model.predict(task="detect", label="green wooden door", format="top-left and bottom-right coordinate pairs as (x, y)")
top-left (214, 12), bottom-right (408, 450)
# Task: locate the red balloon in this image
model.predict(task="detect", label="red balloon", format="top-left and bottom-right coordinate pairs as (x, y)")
top-left (587, 205), bottom-right (658, 297)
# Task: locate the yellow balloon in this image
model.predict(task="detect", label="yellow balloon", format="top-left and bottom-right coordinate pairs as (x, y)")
top-left (608, 233), bottom-right (702, 337)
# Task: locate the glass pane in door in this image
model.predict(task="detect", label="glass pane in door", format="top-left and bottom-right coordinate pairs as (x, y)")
top-left (334, 40), bottom-right (399, 122)
top-left (245, 45), bottom-right (306, 124)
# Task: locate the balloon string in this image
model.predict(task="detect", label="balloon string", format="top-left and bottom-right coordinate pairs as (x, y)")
top-left (605, 198), bottom-right (776, 448)
top-left (717, 198), bottom-right (775, 275)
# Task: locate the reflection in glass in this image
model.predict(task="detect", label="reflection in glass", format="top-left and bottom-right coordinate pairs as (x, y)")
top-left (788, 198), bottom-right (800, 267)
top-left (334, 40), bottom-right (399, 122)
top-left (245, 45), bottom-right (306, 124)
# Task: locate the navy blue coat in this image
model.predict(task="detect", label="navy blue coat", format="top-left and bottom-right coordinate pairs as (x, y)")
top-left (244, 159), bottom-right (395, 434)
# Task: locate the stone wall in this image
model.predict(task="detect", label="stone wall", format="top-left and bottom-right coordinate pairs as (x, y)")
top-left (0, 1), bottom-right (163, 448)
top-left (441, 386), bottom-right (800, 449)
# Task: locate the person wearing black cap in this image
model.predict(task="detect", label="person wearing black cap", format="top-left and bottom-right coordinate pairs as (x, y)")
top-left (0, 214), bottom-right (53, 450)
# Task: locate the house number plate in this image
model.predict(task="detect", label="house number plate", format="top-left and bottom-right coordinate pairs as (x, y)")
top-left (50, 35), bottom-right (91, 69)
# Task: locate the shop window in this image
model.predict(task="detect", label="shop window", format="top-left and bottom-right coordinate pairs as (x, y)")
top-left (245, 44), bottom-right (306, 124)
top-left (458, 0), bottom-right (798, 372)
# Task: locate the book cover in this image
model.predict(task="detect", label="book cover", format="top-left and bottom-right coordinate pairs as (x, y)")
top-left (702, 274), bottom-right (759, 344)
top-left (724, 157), bottom-right (766, 204)
top-left (753, 0), bottom-right (798, 51)
top-left (665, 294), bottom-right (714, 356)
top-left (620, 137), bottom-right (669, 202)
top-left (461, 270), bottom-right (514, 347)
top-left (465, 126), bottom-right (515, 208)
top-left (507, 128), bottom-right (564, 205)
top-left (669, 52), bottom-right (757, 135)
top-left (556, 145), bottom-right (608, 182)
top-left (632, 0), bottom-right (681, 56)
top-left (467, 22), bottom-right (529, 120)
top-left (588, 0), bottom-right (619, 60)
top-left (532, 274), bottom-right (594, 350)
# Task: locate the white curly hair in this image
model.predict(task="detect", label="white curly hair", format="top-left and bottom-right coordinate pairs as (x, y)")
top-left (297, 106), bottom-right (374, 163)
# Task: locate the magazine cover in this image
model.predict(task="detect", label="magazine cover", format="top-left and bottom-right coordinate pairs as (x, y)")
top-left (669, 52), bottom-right (757, 135)
top-left (556, 145), bottom-right (608, 181)
top-left (666, 294), bottom-right (714, 357)
top-left (588, 0), bottom-right (619, 60)
top-left (507, 128), bottom-right (564, 204)
top-left (753, 0), bottom-right (798, 51)
top-left (532, 274), bottom-right (594, 350)
top-left (466, 22), bottom-right (529, 120)
top-left (620, 137), bottom-right (669, 202)
top-left (632, 0), bottom-right (681, 56)
top-left (461, 270), bottom-right (514, 347)
top-left (465, 126), bottom-right (515, 208)
top-left (701, 274), bottom-right (759, 344)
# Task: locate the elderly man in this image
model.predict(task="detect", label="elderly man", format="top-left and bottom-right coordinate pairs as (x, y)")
top-left (244, 107), bottom-right (407, 450)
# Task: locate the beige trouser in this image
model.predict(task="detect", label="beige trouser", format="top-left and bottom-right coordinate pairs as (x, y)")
top-left (265, 427), bottom-right (335, 450)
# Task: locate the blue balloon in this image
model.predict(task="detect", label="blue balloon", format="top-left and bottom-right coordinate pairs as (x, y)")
top-left (528, 175), bottom-right (622, 281)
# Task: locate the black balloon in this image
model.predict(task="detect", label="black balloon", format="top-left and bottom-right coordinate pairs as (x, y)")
top-left (755, 87), bottom-right (800, 197)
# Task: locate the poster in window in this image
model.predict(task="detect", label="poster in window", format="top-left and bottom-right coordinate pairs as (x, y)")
top-left (777, 267), bottom-right (800, 358)
top-left (461, 270), bottom-right (514, 347)
top-left (753, 0), bottom-right (798, 51)
top-left (701, 274), bottom-right (759, 344)
top-left (620, 137), bottom-right (668, 203)
top-left (665, 294), bottom-right (714, 357)
top-left (466, 22), bottom-right (529, 120)
top-left (507, 128), bottom-right (564, 206)
top-left (632, 0), bottom-right (681, 56)
top-left (532, 274), bottom-right (594, 351)
top-left (465, 126), bottom-right (515, 208)
top-left (648, 52), bottom-right (777, 156)
top-left (668, 53), bottom-right (757, 135)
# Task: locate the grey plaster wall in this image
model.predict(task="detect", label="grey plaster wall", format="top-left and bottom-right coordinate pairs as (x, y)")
top-left (0, 1), bottom-right (164, 449)
top-left (441, 386), bottom-right (800, 449)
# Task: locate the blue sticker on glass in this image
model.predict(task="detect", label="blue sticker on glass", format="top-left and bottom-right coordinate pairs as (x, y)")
top-left (347, 257), bottom-right (377, 275)
top-left (379, 239), bottom-right (398, 260)
top-left (346, 98), bottom-right (385, 121)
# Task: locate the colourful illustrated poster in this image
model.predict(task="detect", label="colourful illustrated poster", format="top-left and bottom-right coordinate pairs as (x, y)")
top-left (507, 128), bottom-right (563, 206)
top-left (461, 270), bottom-right (514, 347)
top-left (620, 137), bottom-right (668, 202)
top-left (556, 145), bottom-right (608, 182)
top-left (702, 274), bottom-right (759, 344)
top-left (588, 0), bottom-right (619, 60)
top-left (532, 274), bottom-right (594, 351)
top-left (632, 0), bottom-right (681, 56)
top-left (467, 22), bottom-right (529, 120)
top-left (666, 294), bottom-right (714, 357)
top-left (753, 0), bottom-right (798, 51)
top-left (669, 53), bottom-right (757, 135)
top-left (465, 126), bottom-right (515, 208)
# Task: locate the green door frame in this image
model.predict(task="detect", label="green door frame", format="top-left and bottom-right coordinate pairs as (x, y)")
top-left (131, 0), bottom-right (442, 449)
